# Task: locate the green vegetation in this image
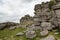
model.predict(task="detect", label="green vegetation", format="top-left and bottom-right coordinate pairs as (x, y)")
top-left (0, 27), bottom-right (60, 40)
top-left (0, 28), bottom-right (26, 40)
top-left (0, 28), bottom-right (40, 40)
top-left (49, 0), bottom-right (56, 10)
top-left (48, 30), bottom-right (60, 40)
top-left (0, 21), bottom-right (34, 40)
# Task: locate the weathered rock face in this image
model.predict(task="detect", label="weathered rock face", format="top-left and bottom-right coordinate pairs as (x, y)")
top-left (55, 0), bottom-right (60, 4)
top-left (31, 0), bottom-right (60, 31)
top-left (15, 0), bottom-right (60, 39)
top-left (19, 0), bottom-right (60, 31)
top-left (20, 14), bottom-right (34, 28)
top-left (20, 14), bottom-right (33, 23)
top-left (41, 22), bottom-right (53, 30)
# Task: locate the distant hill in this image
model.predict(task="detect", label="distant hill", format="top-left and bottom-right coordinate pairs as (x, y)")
top-left (0, 22), bottom-right (19, 30)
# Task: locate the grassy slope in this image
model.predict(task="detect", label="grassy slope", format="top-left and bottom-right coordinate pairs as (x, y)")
top-left (0, 20), bottom-right (60, 40)
top-left (0, 28), bottom-right (26, 40)
top-left (0, 28), bottom-right (60, 40)
top-left (0, 21), bottom-right (34, 40)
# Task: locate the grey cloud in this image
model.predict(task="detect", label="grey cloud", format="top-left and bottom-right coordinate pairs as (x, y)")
top-left (0, 13), bottom-right (6, 15)
top-left (0, 15), bottom-right (19, 23)
top-left (21, 0), bottom-right (34, 3)
top-left (0, 0), bottom-right (4, 4)
top-left (0, 16), bottom-right (7, 23)
top-left (0, 0), bottom-right (50, 23)
top-left (0, 13), bottom-right (7, 18)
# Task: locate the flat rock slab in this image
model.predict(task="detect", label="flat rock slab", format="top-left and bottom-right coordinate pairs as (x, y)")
top-left (40, 30), bottom-right (49, 36)
top-left (26, 30), bottom-right (36, 39)
top-left (40, 35), bottom-right (56, 40)
top-left (16, 32), bottom-right (24, 36)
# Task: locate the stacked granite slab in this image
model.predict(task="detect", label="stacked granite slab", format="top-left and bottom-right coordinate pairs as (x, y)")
top-left (27, 0), bottom-right (60, 31)
top-left (52, 0), bottom-right (60, 30)
top-left (33, 0), bottom-right (60, 31)
top-left (25, 0), bottom-right (60, 39)
top-left (34, 2), bottom-right (53, 31)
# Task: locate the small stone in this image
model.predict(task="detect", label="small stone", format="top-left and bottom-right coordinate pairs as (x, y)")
top-left (23, 31), bottom-right (26, 33)
top-left (52, 30), bottom-right (58, 32)
top-left (16, 32), bottom-right (24, 36)
top-left (9, 26), bottom-right (16, 30)
top-left (26, 30), bottom-right (36, 39)
top-left (40, 30), bottom-right (49, 36)
top-left (54, 32), bottom-right (59, 35)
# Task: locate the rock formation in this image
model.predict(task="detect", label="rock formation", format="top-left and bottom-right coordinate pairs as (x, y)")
top-left (20, 14), bottom-right (34, 28)
top-left (26, 0), bottom-right (60, 31)
top-left (20, 14), bottom-right (33, 23)
top-left (18, 0), bottom-right (60, 39)
top-left (1, 0), bottom-right (60, 40)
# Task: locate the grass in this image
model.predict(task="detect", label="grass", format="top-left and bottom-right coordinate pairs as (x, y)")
top-left (53, 31), bottom-right (60, 39)
top-left (0, 26), bottom-right (60, 40)
top-left (0, 27), bottom-right (26, 40)
top-left (0, 28), bottom-right (42, 40)
top-left (0, 21), bottom-right (35, 40)
top-left (49, 30), bottom-right (60, 40)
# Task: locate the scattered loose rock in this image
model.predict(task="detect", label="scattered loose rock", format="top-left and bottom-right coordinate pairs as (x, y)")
top-left (26, 30), bottom-right (36, 39)
top-left (16, 32), bottom-right (24, 36)
top-left (40, 35), bottom-right (56, 40)
top-left (9, 26), bottom-right (16, 30)
top-left (40, 30), bottom-right (49, 36)
top-left (54, 32), bottom-right (59, 35)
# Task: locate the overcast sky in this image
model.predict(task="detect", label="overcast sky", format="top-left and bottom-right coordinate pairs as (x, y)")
top-left (0, 0), bottom-right (50, 23)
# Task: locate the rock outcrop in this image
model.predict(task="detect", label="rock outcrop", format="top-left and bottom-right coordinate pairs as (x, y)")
top-left (0, 22), bottom-right (19, 30)
top-left (20, 14), bottom-right (33, 23)
top-left (20, 14), bottom-right (34, 28)
top-left (0, 23), bottom-right (6, 30)
top-left (27, 0), bottom-right (60, 31)
top-left (17, 0), bottom-right (60, 39)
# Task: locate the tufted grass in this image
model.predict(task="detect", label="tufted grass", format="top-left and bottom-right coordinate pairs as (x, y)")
top-left (0, 21), bottom-right (35, 40)
top-left (0, 27), bottom-right (60, 40)
top-left (0, 27), bottom-right (26, 40)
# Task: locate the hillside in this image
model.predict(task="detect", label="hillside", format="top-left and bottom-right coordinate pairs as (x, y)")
top-left (0, 22), bottom-right (19, 30)
top-left (0, 0), bottom-right (60, 40)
